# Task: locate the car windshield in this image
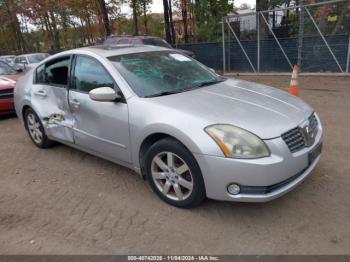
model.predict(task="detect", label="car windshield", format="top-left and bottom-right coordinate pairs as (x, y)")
top-left (28, 54), bottom-right (48, 64)
top-left (0, 61), bottom-right (17, 75)
top-left (143, 38), bottom-right (172, 48)
top-left (1, 56), bottom-right (15, 63)
top-left (109, 51), bottom-right (223, 97)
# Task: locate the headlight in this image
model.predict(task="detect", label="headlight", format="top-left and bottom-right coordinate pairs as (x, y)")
top-left (205, 124), bottom-right (270, 159)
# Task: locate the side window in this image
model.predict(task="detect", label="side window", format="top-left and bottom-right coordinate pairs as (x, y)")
top-left (15, 57), bottom-right (21, 64)
top-left (72, 56), bottom-right (114, 93)
top-left (20, 57), bottom-right (28, 64)
top-left (35, 56), bottom-right (70, 86)
top-left (46, 57), bottom-right (70, 86)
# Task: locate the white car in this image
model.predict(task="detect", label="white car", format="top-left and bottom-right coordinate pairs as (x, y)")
top-left (13, 53), bottom-right (50, 71)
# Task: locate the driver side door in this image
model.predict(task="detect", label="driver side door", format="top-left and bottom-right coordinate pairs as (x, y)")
top-left (68, 55), bottom-right (131, 164)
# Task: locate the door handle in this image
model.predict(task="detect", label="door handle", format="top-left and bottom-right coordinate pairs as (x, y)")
top-left (70, 99), bottom-right (80, 109)
top-left (34, 89), bottom-right (47, 97)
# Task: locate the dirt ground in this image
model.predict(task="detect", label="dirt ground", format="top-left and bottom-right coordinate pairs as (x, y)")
top-left (0, 76), bottom-right (349, 255)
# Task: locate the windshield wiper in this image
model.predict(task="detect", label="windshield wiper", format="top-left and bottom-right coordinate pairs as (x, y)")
top-left (143, 78), bottom-right (226, 98)
top-left (144, 90), bottom-right (183, 98)
top-left (187, 78), bottom-right (226, 90)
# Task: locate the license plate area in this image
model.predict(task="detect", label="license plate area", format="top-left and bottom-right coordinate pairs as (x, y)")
top-left (308, 142), bottom-right (322, 165)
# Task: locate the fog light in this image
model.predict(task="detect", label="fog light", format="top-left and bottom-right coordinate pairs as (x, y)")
top-left (227, 183), bottom-right (241, 195)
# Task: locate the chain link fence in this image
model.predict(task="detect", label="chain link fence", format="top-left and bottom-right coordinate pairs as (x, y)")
top-left (178, 0), bottom-right (350, 74)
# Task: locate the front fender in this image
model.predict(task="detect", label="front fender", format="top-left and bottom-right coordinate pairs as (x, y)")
top-left (127, 96), bottom-right (227, 169)
top-left (131, 122), bottom-right (223, 169)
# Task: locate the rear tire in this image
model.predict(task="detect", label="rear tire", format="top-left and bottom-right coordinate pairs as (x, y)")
top-left (144, 138), bottom-right (206, 208)
top-left (24, 108), bottom-right (54, 148)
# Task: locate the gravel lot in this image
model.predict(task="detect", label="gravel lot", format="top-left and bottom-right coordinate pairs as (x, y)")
top-left (0, 76), bottom-right (349, 254)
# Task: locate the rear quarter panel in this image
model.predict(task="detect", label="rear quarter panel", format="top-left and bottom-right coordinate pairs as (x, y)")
top-left (14, 70), bottom-right (35, 122)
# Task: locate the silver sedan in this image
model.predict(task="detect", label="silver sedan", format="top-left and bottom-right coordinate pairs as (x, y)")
top-left (14, 45), bottom-right (323, 207)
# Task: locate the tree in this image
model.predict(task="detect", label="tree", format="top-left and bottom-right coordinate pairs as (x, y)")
top-left (139, 0), bottom-right (152, 33)
top-left (23, 0), bottom-right (63, 51)
top-left (256, 0), bottom-right (268, 11)
top-left (180, 0), bottom-right (190, 43)
top-left (162, 0), bottom-right (173, 43)
top-left (98, 0), bottom-right (111, 37)
top-left (1, 0), bottom-right (26, 52)
top-left (192, 0), bottom-right (234, 42)
top-left (168, 0), bottom-right (176, 44)
top-left (131, 0), bottom-right (139, 35)
top-left (142, 0), bottom-right (148, 33)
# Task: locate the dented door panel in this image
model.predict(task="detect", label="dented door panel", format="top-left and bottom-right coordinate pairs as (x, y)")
top-left (31, 84), bottom-right (74, 143)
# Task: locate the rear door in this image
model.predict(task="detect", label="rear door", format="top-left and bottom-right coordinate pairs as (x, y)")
top-left (32, 56), bottom-right (74, 143)
top-left (68, 55), bottom-right (131, 163)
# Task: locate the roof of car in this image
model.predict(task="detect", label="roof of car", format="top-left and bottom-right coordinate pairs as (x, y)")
top-left (33, 45), bottom-right (174, 66)
top-left (107, 35), bottom-right (162, 39)
top-left (70, 44), bottom-right (170, 58)
top-left (17, 53), bottom-right (49, 57)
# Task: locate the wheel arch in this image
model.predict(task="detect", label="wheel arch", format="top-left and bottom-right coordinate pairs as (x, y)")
top-left (21, 104), bottom-right (45, 130)
top-left (137, 129), bottom-right (202, 176)
top-left (21, 104), bottom-right (33, 129)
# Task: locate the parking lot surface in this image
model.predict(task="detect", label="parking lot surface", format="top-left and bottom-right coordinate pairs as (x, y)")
top-left (0, 76), bottom-right (349, 254)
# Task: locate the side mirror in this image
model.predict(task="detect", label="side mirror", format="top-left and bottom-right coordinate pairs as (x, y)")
top-left (16, 68), bottom-right (23, 73)
top-left (89, 87), bottom-right (120, 102)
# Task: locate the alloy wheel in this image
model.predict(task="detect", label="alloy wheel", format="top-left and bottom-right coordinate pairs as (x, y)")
top-left (27, 113), bottom-right (43, 144)
top-left (151, 152), bottom-right (194, 201)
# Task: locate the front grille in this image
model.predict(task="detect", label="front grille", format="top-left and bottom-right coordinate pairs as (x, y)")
top-left (0, 89), bottom-right (14, 99)
top-left (281, 127), bottom-right (305, 152)
top-left (282, 113), bottom-right (318, 153)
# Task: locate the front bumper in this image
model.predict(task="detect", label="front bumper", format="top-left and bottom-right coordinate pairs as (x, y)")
top-left (194, 127), bottom-right (323, 202)
top-left (0, 98), bottom-right (15, 116)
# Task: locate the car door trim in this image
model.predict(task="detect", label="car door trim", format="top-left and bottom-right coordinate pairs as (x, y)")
top-left (72, 127), bottom-right (127, 149)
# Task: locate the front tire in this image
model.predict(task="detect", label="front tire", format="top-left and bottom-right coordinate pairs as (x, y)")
top-left (24, 108), bottom-right (54, 148)
top-left (144, 138), bottom-right (206, 208)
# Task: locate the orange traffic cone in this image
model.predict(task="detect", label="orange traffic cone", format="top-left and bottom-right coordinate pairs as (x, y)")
top-left (288, 65), bottom-right (300, 96)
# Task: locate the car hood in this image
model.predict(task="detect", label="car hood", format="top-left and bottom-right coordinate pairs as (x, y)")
top-left (0, 74), bottom-right (20, 90)
top-left (2, 74), bottom-right (21, 81)
top-left (149, 78), bottom-right (313, 139)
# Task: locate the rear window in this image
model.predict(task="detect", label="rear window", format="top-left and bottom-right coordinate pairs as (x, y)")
top-left (143, 38), bottom-right (171, 48)
top-left (104, 37), bottom-right (142, 45)
top-left (104, 37), bottom-right (131, 45)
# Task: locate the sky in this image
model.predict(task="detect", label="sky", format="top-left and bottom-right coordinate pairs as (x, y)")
top-left (121, 0), bottom-right (256, 15)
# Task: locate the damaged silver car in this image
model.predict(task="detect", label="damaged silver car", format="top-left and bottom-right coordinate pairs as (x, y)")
top-left (14, 45), bottom-right (323, 208)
